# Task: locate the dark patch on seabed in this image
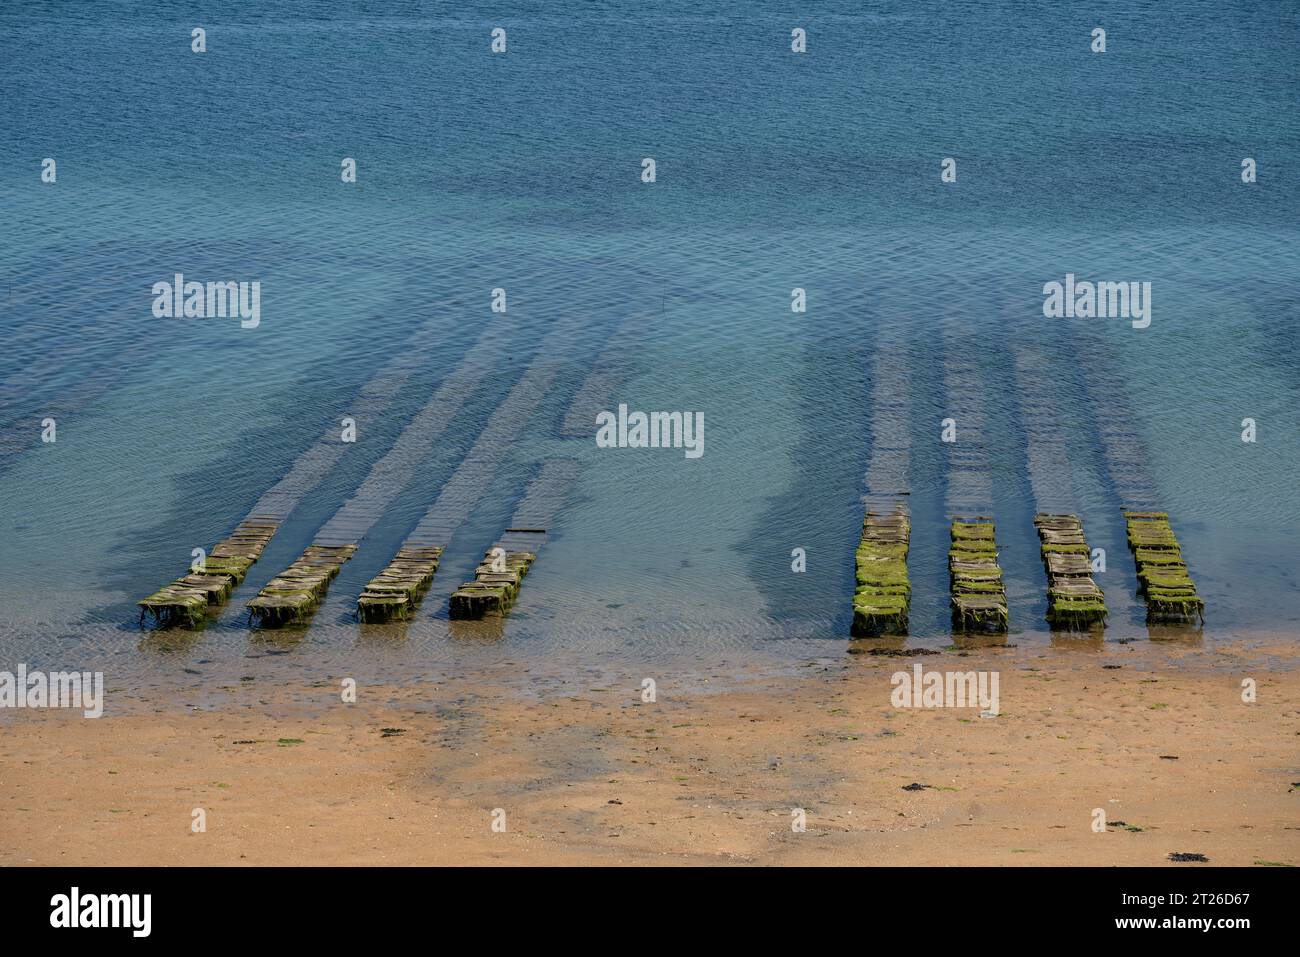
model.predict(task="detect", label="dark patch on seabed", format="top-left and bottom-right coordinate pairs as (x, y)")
top-left (741, 292), bottom-right (873, 635)
top-left (983, 324), bottom-right (1043, 633)
top-left (1070, 336), bottom-right (1164, 631)
top-left (1249, 289), bottom-right (1300, 389)
top-left (902, 315), bottom-right (949, 644)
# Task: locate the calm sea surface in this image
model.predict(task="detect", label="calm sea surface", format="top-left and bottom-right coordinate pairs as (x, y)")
top-left (1, 2), bottom-right (1298, 689)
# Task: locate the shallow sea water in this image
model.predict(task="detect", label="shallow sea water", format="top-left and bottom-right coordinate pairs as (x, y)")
top-left (1, 3), bottom-right (1298, 691)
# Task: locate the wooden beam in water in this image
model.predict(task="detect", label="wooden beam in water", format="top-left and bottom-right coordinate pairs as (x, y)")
top-left (1124, 511), bottom-right (1204, 624)
top-left (356, 546), bottom-right (444, 623)
top-left (246, 544), bottom-right (356, 628)
top-left (136, 316), bottom-right (527, 631)
top-left (854, 314), bottom-right (912, 639)
top-left (949, 517), bottom-right (1008, 634)
top-left (448, 534), bottom-right (543, 620)
top-left (1034, 513), bottom-right (1107, 630)
top-left (138, 518), bottom-right (279, 628)
top-left (445, 461), bottom-right (580, 621)
top-left (851, 503), bottom-right (911, 637)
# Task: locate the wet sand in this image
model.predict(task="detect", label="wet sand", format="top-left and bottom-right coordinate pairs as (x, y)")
top-left (2, 641), bottom-right (1297, 866)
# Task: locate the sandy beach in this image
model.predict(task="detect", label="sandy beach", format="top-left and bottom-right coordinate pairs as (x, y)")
top-left (3, 640), bottom-right (1296, 867)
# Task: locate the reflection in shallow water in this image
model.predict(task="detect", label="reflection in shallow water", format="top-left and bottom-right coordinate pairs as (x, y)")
top-left (1145, 623), bottom-right (1205, 646)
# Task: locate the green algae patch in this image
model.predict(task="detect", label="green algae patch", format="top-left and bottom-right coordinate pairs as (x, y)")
top-left (951, 522), bottom-right (995, 541)
top-left (1125, 512), bottom-right (1204, 624)
top-left (138, 586), bottom-right (208, 629)
top-left (1041, 543), bottom-right (1091, 557)
top-left (850, 504), bottom-right (911, 638)
top-left (949, 517), bottom-right (1007, 634)
top-left (1133, 547), bottom-right (1183, 566)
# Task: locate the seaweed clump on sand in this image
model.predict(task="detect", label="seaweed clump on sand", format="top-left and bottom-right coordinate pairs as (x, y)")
top-left (1034, 513), bottom-right (1107, 629)
top-left (949, 517), bottom-right (1008, 634)
top-left (1124, 512), bottom-right (1204, 624)
top-left (850, 504), bottom-right (911, 637)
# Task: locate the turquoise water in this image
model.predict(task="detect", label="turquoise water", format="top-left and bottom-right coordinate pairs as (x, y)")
top-left (1, 2), bottom-right (1298, 683)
